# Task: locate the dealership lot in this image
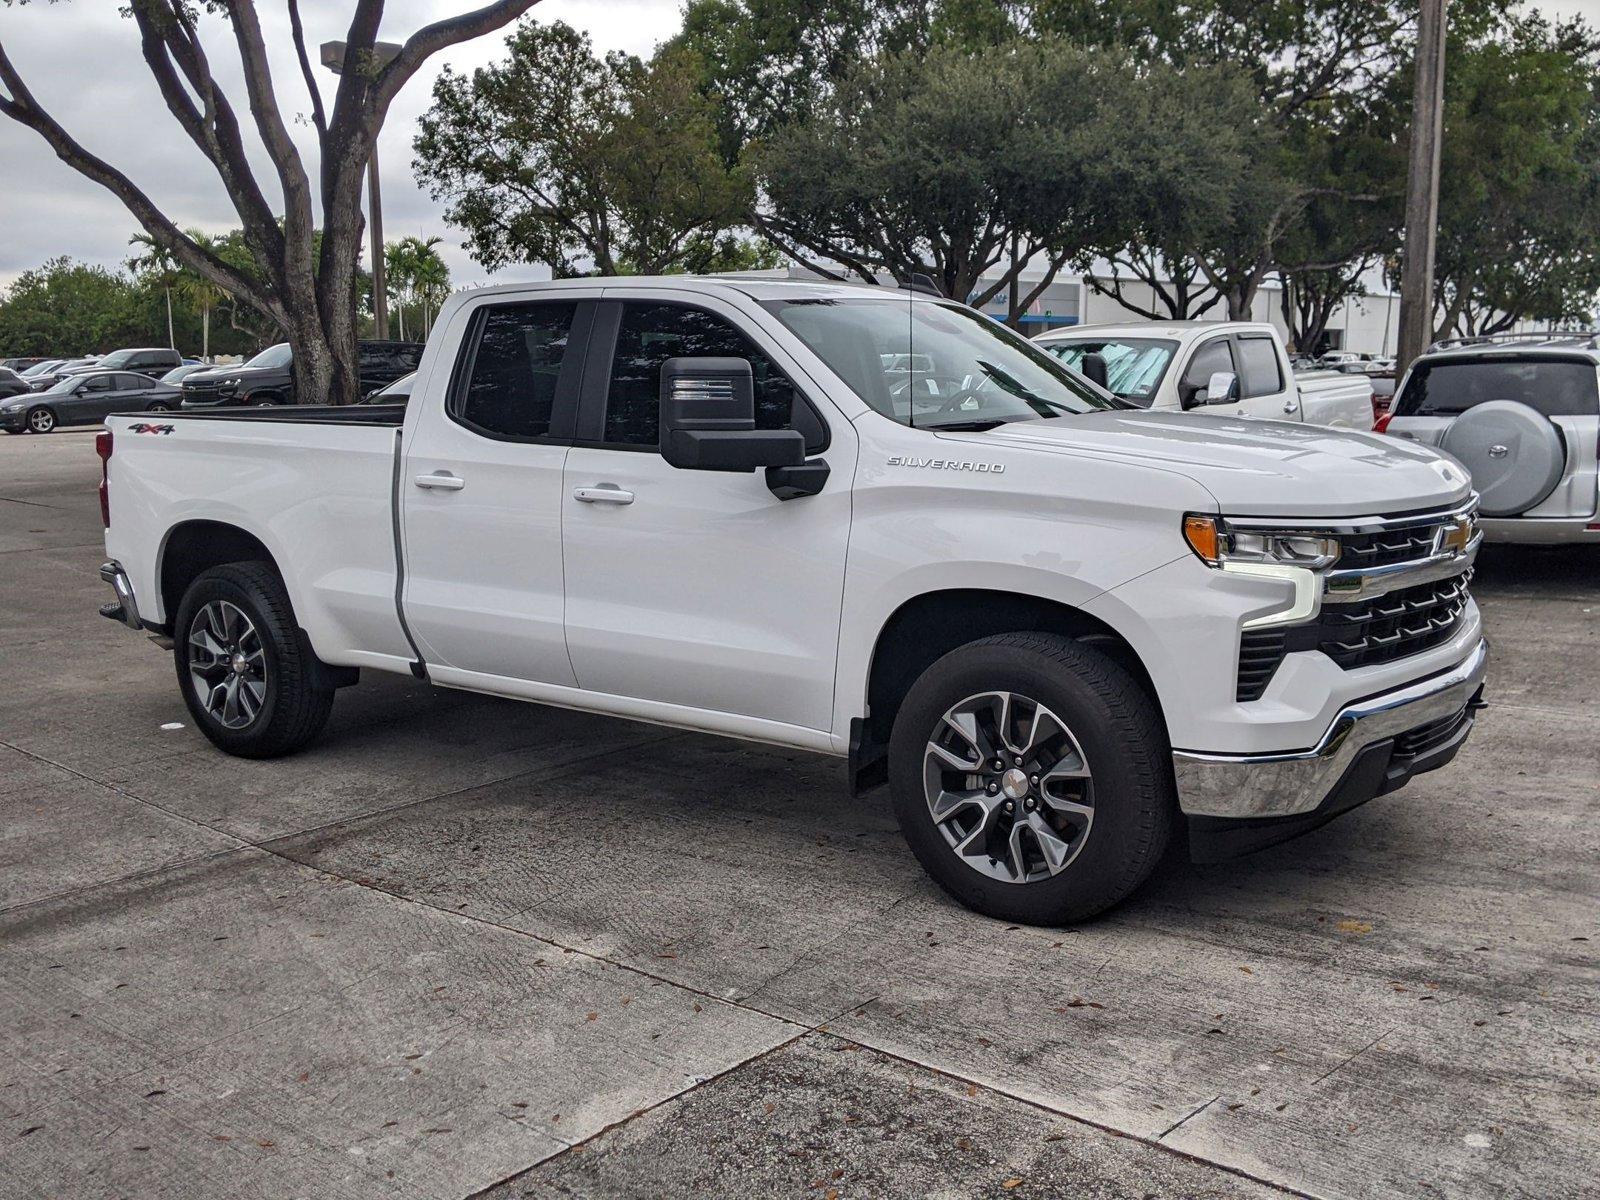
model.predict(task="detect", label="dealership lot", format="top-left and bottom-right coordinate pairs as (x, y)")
top-left (1, 430), bottom-right (1595, 1199)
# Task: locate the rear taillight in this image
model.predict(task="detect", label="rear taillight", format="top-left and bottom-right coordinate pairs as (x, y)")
top-left (96, 429), bottom-right (112, 527)
top-left (1370, 392), bottom-right (1392, 428)
top-left (1373, 413), bottom-right (1393, 434)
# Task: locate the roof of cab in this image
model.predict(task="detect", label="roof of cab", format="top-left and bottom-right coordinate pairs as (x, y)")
top-left (1033, 320), bottom-right (1276, 342)
top-left (447, 274), bottom-right (904, 305)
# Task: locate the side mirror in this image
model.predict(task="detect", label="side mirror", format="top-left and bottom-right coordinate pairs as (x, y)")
top-left (1080, 351), bottom-right (1110, 390)
top-left (659, 357), bottom-right (804, 472)
top-left (1204, 370), bottom-right (1240, 405)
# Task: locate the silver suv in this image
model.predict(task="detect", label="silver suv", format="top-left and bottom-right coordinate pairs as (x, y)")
top-left (1382, 334), bottom-right (1600, 544)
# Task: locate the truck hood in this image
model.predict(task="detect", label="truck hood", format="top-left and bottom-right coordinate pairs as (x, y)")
top-left (958, 410), bottom-right (1471, 518)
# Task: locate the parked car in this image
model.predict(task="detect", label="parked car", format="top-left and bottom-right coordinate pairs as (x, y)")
top-left (2, 370), bottom-right (174, 433)
top-left (19, 359), bottom-right (64, 379)
top-left (28, 357), bottom-right (101, 389)
top-left (62, 347), bottom-right (184, 380)
top-left (96, 277), bottom-right (1487, 925)
top-left (1379, 334), bottom-right (1600, 543)
top-left (1035, 321), bottom-right (1374, 428)
top-left (0, 367), bottom-right (33, 400)
top-left (361, 371), bottom-right (415, 404)
top-left (1, 357), bottom-right (50, 373)
top-left (180, 340), bottom-right (424, 408)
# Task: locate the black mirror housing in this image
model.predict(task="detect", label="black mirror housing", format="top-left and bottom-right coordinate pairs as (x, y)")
top-left (659, 357), bottom-right (805, 471)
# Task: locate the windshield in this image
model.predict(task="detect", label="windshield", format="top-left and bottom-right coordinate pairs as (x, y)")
top-left (43, 374), bottom-right (89, 394)
top-left (159, 365), bottom-right (194, 383)
top-left (244, 343), bottom-right (292, 370)
top-left (764, 297), bottom-right (1123, 429)
top-left (1042, 337), bottom-right (1177, 407)
top-left (21, 360), bottom-right (60, 376)
top-left (97, 350), bottom-right (138, 369)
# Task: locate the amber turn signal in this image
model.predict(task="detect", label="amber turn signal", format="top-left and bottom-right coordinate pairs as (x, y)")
top-left (1183, 514), bottom-right (1222, 566)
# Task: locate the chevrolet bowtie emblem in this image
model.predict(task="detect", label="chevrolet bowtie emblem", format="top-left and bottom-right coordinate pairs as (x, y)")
top-left (1437, 517), bottom-right (1473, 555)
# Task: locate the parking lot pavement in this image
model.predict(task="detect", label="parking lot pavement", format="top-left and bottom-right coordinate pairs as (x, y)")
top-left (1, 428), bottom-right (1596, 1199)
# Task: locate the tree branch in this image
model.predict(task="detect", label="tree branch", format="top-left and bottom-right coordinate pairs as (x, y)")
top-left (287, 0), bottom-right (329, 139)
top-left (0, 40), bottom-right (284, 325)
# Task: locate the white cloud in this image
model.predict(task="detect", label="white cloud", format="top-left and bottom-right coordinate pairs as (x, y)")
top-left (0, 1), bottom-right (683, 288)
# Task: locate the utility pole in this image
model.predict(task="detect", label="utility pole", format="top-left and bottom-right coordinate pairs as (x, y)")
top-left (1396, 0), bottom-right (1448, 372)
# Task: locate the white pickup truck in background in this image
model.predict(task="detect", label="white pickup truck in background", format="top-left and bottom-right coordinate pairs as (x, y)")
top-left (1036, 320), bottom-right (1377, 429)
top-left (97, 277), bottom-right (1487, 925)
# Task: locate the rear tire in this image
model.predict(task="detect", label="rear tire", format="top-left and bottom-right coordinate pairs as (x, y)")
top-left (888, 633), bottom-right (1175, 925)
top-left (173, 562), bottom-right (335, 758)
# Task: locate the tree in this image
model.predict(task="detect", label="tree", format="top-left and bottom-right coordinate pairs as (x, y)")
top-left (1427, 12), bottom-right (1600, 337)
top-left (127, 232), bottom-right (180, 350)
top-left (0, 1), bottom-right (539, 402)
top-left (175, 231), bottom-right (231, 361)
top-left (415, 21), bottom-right (752, 277)
top-left (384, 235), bottom-right (449, 340)
top-left (0, 258), bottom-right (145, 355)
top-left (748, 38), bottom-right (1250, 322)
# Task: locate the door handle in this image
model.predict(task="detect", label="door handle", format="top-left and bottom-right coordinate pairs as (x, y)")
top-left (414, 471), bottom-right (465, 491)
top-left (573, 485), bottom-right (635, 505)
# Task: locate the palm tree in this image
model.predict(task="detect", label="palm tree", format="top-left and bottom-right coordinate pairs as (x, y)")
top-left (127, 233), bottom-right (181, 349)
top-left (385, 235), bottom-right (450, 341)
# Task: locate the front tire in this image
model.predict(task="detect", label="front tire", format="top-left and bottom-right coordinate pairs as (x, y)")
top-left (888, 633), bottom-right (1175, 925)
top-left (26, 406), bottom-right (55, 433)
top-left (173, 562), bottom-right (335, 758)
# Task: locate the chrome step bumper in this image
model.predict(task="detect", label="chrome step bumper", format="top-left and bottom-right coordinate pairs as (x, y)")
top-left (99, 560), bottom-right (143, 630)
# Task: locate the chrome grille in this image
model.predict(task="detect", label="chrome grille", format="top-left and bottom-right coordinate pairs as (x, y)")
top-left (1331, 525), bottom-right (1440, 571)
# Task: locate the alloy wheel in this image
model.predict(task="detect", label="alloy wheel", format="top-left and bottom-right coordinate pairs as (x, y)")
top-left (28, 408), bottom-right (54, 433)
top-left (923, 690), bottom-right (1094, 884)
top-left (187, 600), bottom-right (268, 729)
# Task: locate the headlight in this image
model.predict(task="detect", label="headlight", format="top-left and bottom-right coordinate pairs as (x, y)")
top-left (1183, 515), bottom-right (1340, 570)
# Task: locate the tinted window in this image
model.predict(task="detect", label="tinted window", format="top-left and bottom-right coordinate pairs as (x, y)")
top-left (605, 303), bottom-right (807, 448)
top-left (1236, 336), bottom-right (1284, 398)
top-left (1397, 358), bottom-right (1600, 419)
top-left (79, 374), bottom-right (113, 392)
top-left (456, 302), bottom-right (577, 439)
top-left (244, 343), bottom-right (292, 370)
top-left (115, 374), bottom-right (148, 389)
top-left (1183, 338), bottom-right (1236, 388)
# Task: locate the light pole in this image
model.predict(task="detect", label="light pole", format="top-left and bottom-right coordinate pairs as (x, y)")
top-left (320, 40), bottom-right (403, 341)
top-left (1396, 0), bottom-right (1448, 372)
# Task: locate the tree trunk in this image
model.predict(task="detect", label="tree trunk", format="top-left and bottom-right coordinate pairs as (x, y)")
top-left (201, 304), bottom-right (211, 360)
top-left (164, 286), bottom-right (175, 349)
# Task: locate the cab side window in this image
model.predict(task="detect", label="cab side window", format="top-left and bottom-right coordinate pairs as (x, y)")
top-left (452, 301), bottom-right (579, 440)
top-left (1236, 336), bottom-right (1284, 398)
top-left (603, 302), bottom-right (826, 452)
top-left (1183, 338), bottom-right (1236, 390)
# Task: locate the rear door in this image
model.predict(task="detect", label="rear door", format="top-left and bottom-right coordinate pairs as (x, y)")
top-left (400, 296), bottom-right (589, 684)
top-left (560, 291), bottom-right (853, 733)
top-left (1389, 354), bottom-right (1599, 518)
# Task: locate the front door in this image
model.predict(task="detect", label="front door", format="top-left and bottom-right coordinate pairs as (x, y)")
top-left (400, 297), bottom-right (587, 685)
top-left (561, 295), bottom-right (853, 733)
top-left (62, 373), bottom-right (120, 424)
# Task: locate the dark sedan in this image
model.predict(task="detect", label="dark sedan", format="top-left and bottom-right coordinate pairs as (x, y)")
top-left (1, 370), bottom-right (175, 434)
top-left (0, 367), bottom-right (33, 400)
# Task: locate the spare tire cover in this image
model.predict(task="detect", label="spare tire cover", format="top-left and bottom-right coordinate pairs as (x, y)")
top-left (1439, 400), bottom-right (1565, 517)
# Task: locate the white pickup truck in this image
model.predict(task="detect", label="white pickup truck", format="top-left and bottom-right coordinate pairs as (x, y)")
top-left (1035, 320), bottom-right (1376, 428)
top-left (98, 278), bottom-right (1488, 924)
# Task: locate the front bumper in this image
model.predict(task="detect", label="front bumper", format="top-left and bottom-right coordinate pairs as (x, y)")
top-left (1173, 637), bottom-right (1488, 853)
top-left (0, 409), bottom-right (29, 430)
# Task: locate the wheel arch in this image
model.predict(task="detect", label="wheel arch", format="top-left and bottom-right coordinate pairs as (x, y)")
top-left (157, 519), bottom-right (277, 632)
top-left (851, 588), bottom-right (1164, 794)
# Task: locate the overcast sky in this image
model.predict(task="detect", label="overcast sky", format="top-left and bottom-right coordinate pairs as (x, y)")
top-left (1, 1), bottom-right (1597, 291)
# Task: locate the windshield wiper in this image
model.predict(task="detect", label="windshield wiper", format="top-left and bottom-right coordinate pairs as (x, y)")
top-left (920, 418), bottom-right (1009, 431)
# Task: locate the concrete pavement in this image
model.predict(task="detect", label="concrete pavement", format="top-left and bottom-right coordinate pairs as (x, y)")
top-left (1, 428), bottom-right (1595, 1199)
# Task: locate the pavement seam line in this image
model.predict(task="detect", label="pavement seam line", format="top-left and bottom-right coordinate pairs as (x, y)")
top-left (458, 998), bottom-right (878, 1200)
top-left (1156, 1093), bottom-right (1221, 1140)
top-left (0, 729), bottom-right (682, 918)
top-left (831, 1039), bottom-right (1320, 1200)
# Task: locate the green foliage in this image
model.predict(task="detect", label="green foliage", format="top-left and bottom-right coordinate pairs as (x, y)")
top-left (414, 20), bottom-right (753, 277)
top-left (1429, 12), bottom-right (1600, 335)
top-left (0, 258), bottom-right (148, 356)
top-left (384, 235), bottom-right (451, 340)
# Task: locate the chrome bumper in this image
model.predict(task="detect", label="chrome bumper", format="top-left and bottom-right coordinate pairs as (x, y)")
top-left (99, 560), bottom-right (143, 630)
top-left (1173, 638), bottom-right (1489, 819)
